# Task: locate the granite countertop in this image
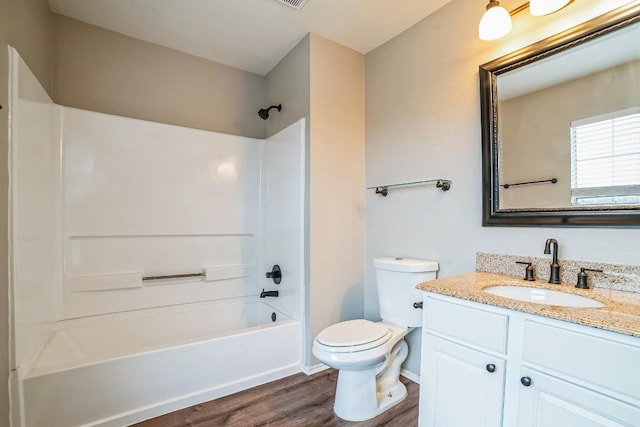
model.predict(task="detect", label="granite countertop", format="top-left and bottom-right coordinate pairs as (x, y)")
top-left (416, 272), bottom-right (640, 337)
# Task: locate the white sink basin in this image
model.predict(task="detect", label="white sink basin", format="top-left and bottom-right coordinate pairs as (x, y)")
top-left (483, 285), bottom-right (605, 308)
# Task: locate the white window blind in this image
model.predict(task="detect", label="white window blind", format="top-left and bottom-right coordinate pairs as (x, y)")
top-left (570, 108), bottom-right (640, 206)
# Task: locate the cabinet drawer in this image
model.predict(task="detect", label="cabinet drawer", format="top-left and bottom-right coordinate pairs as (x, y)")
top-left (424, 296), bottom-right (508, 354)
top-left (523, 320), bottom-right (640, 402)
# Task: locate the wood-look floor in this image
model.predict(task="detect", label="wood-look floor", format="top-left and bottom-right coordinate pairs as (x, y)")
top-left (132, 369), bottom-right (419, 426)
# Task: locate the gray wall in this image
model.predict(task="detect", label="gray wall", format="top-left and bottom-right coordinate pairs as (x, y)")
top-left (53, 14), bottom-right (266, 139)
top-left (0, 0), bottom-right (53, 423)
top-left (266, 34), bottom-right (365, 367)
top-left (307, 34), bottom-right (365, 368)
top-left (265, 35), bottom-right (313, 364)
top-left (265, 35), bottom-right (310, 140)
top-left (365, 0), bottom-right (640, 375)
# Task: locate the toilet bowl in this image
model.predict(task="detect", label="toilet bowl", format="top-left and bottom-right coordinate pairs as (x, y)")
top-left (312, 257), bottom-right (439, 421)
top-left (312, 319), bottom-right (411, 421)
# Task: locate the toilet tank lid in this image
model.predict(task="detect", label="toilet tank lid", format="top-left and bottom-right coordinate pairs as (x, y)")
top-left (373, 257), bottom-right (439, 272)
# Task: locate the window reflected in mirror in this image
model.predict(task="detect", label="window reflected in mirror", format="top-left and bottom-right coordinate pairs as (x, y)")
top-left (570, 109), bottom-right (640, 206)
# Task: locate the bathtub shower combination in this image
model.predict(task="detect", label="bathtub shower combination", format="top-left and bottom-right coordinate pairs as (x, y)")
top-left (9, 49), bottom-right (305, 427)
top-left (23, 301), bottom-right (299, 427)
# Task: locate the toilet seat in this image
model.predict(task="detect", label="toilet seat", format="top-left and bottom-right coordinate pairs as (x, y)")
top-left (315, 319), bottom-right (392, 353)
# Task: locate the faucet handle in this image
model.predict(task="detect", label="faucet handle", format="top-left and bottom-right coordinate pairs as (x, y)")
top-left (516, 261), bottom-right (535, 281)
top-left (266, 265), bottom-right (282, 284)
top-left (576, 267), bottom-right (603, 289)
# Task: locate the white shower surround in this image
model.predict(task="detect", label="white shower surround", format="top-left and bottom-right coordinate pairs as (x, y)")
top-left (9, 48), bottom-right (306, 426)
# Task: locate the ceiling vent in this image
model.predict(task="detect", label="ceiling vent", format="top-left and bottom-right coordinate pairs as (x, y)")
top-left (275, 0), bottom-right (310, 10)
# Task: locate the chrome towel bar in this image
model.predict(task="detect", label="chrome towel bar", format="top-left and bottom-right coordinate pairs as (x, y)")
top-left (367, 178), bottom-right (452, 197)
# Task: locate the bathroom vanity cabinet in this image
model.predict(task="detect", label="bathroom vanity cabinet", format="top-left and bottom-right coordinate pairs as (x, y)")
top-left (418, 293), bottom-right (640, 427)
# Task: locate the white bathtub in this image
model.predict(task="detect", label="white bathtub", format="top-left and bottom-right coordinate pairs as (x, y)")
top-left (21, 300), bottom-right (301, 427)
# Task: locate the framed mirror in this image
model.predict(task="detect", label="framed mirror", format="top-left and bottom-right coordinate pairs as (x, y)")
top-left (480, 3), bottom-right (640, 227)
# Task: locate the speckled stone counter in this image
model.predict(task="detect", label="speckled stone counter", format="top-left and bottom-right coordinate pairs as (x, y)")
top-left (476, 252), bottom-right (640, 293)
top-left (416, 272), bottom-right (640, 337)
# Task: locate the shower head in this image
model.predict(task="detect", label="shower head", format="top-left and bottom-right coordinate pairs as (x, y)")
top-left (258, 104), bottom-right (282, 120)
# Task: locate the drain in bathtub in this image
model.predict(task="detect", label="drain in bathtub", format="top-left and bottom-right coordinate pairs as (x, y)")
top-left (271, 312), bottom-right (277, 322)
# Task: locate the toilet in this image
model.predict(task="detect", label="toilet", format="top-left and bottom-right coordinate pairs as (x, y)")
top-left (312, 257), bottom-right (438, 421)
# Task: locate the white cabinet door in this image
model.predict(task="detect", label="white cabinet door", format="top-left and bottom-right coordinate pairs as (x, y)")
top-left (420, 333), bottom-right (505, 427)
top-left (517, 368), bottom-right (640, 427)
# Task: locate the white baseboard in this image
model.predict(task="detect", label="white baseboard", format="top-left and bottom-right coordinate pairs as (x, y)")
top-left (301, 363), bottom-right (329, 376)
top-left (401, 368), bottom-right (420, 384)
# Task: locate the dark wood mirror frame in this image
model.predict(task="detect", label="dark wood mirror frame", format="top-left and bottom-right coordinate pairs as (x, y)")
top-left (480, 3), bottom-right (640, 227)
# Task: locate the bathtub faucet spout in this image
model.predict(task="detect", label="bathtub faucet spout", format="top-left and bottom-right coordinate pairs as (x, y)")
top-left (260, 289), bottom-right (279, 298)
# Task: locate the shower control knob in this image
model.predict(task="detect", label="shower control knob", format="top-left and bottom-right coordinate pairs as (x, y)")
top-left (486, 364), bottom-right (496, 373)
top-left (266, 265), bottom-right (282, 284)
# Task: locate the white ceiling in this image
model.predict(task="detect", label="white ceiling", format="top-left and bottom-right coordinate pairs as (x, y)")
top-left (48, 0), bottom-right (454, 76)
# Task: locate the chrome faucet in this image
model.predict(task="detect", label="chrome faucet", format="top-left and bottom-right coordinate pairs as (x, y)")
top-left (544, 238), bottom-right (561, 284)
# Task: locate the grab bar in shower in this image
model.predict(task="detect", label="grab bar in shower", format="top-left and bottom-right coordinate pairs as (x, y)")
top-left (142, 266), bottom-right (254, 283)
top-left (142, 272), bottom-right (205, 281)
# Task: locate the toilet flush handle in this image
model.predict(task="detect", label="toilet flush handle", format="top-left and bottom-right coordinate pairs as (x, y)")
top-left (413, 301), bottom-right (423, 309)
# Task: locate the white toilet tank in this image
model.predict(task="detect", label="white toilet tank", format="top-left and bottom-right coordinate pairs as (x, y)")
top-left (374, 257), bottom-right (439, 327)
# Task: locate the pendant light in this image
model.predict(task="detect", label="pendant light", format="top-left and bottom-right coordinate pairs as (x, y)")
top-left (479, 1), bottom-right (512, 41)
top-left (529, 0), bottom-right (571, 16)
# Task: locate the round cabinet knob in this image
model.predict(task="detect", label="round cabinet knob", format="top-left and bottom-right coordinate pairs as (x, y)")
top-left (486, 364), bottom-right (496, 373)
top-left (520, 376), bottom-right (532, 387)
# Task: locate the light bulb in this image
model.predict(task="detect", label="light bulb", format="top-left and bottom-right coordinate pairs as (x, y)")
top-left (479, 1), bottom-right (512, 41)
top-left (529, 0), bottom-right (571, 16)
